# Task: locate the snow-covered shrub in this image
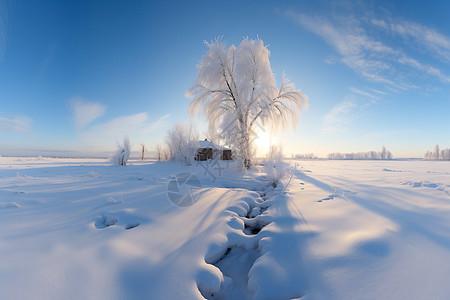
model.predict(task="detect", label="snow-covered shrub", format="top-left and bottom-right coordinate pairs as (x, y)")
top-left (328, 146), bottom-right (393, 160)
top-left (166, 123), bottom-right (199, 165)
top-left (112, 136), bottom-right (130, 165)
top-left (263, 146), bottom-right (289, 188)
top-left (187, 37), bottom-right (308, 169)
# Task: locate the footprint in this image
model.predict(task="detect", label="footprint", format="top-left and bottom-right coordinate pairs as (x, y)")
top-left (3, 202), bottom-right (21, 208)
top-left (94, 210), bottom-right (147, 230)
top-left (95, 215), bottom-right (118, 229)
top-left (244, 223), bottom-right (264, 235)
top-left (317, 194), bottom-right (336, 202)
top-left (106, 196), bottom-right (123, 205)
top-left (247, 207), bottom-right (261, 218)
top-left (125, 222), bottom-right (140, 230)
top-left (203, 246), bottom-right (260, 299)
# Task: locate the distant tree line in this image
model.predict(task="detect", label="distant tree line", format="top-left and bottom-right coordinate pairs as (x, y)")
top-left (328, 146), bottom-right (393, 160)
top-left (292, 153), bottom-right (318, 160)
top-left (424, 144), bottom-right (450, 160)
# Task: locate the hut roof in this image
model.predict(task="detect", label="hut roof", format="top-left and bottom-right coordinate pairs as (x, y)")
top-left (198, 140), bottom-right (230, 151)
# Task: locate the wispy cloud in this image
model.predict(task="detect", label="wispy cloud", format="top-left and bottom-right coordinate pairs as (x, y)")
top-left (322, 97), bottom-right (357, 134)
top-left (141, 114), bottom-right (171, 134)
top-left (0, 115), bottom-right (32, 134)
top-left (285, 7), bottom-right (450, 89)
top-left (70, 98), bottom-right (106, 130)
top-left (79, 112), bottom-right (170, 149)
top-left (322, 87), bottom-right (380, 134)
top-left (286, 11), bottom-right (398, 86)
top-left (81, 112), bottom-right (147, 139)
top-left (372, 18), bottom-right (450, 62)
top-left (368, 88), bottom-right (387, 95)
top-left (397, 55), bottom-right (450, 83)
top-left (349, 87), bottom-right (379, 99)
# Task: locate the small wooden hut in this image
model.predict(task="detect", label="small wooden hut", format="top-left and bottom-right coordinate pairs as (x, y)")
top-left (195, 139), bottom-right (232, 161)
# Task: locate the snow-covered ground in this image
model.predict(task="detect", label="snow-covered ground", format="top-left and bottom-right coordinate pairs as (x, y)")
top-left (1, 157), bottom-right (450, 299)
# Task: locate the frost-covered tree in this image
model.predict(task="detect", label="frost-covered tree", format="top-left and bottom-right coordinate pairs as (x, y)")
top-left (380, 145), bottom-right (393, 160)
top-left (112, 136), bottom-right (131, 165)
top-left (434, 144), bottom-right (440, 160)
top-left (187, 37), bottom-right (308, 169)
top-left (381, 145), bottom-right (387, 159)
top-left (386, 150), bottom-right (393, 160)
top-left (424, 145), bottom-right (450, 160)
top-left (442, 148), bottom-right (450, 160)
top-left (166, 123), bottom-right (199, 165)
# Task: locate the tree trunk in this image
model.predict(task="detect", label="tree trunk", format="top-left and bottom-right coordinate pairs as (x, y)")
top-left (242, 128), bottom-right (251, 169)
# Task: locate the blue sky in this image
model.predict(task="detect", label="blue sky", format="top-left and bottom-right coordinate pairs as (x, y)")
top-left (1, 0), bottom-right (449, 158)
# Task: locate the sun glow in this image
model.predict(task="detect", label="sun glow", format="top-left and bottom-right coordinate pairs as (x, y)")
top-left (254, 130), bottom-right (276, 157)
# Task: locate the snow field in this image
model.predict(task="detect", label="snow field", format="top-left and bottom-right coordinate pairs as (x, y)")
top-left (288, 160), bottom-right (450, 299)
top-left (1, 157), bottom-right (450, 299)
top-left (0, 157), bottom-right (290, 299)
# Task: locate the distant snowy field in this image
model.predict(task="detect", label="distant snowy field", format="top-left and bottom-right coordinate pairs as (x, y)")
top-left (1, 157), bottom-right (450, 299)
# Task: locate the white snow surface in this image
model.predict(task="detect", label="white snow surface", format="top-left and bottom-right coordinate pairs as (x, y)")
top-left (1, 157), bottom-right (450, 299)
